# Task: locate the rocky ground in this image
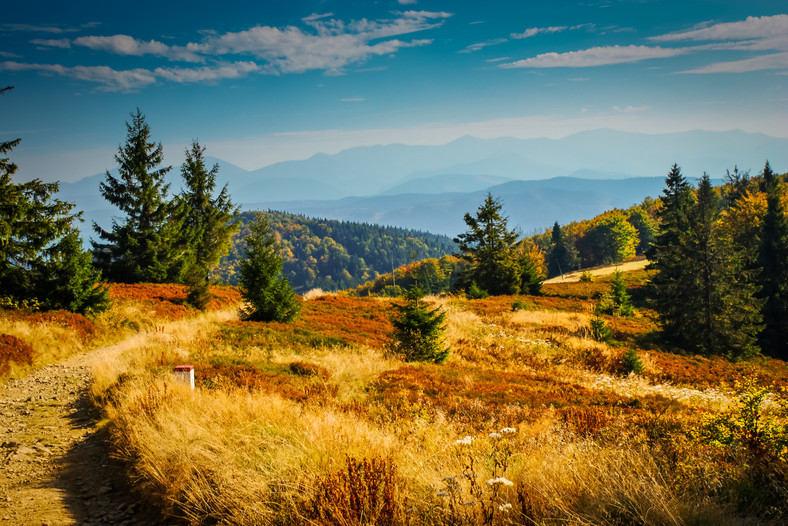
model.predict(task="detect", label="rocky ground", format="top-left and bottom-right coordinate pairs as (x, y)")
top-left (0, 351), bottom-right (165, 525)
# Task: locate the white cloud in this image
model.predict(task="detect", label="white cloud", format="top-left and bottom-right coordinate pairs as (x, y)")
top-left (646, 14), bottom-right (788, 74)
top-left (651, 14), bottom-right (788, 43)
top-left (398, 0), bottom-right (418, 4)
top-left (30, 38), bottom-right (72, 49)
top-left (510, 24), bottom-right (590, 40)
top-left (511, 26), bottom-right (568, 39)
top-left (73, 35), bottom-right (204, 62)
top-left (486, 57), bottom-right (511, 63)
top-left (500, 45), bottom-right (688, 68)
top-left (154, 61), bottom-right (260, 82)
top-left (680, 51), bottom-right (788, 74)
top-left (460, 38), bottom-right (508, 54)
top-left (613, 105), bottom-right (650, 113)
top-left (0, 24), bottom-right (80, 34)
top-left (197, 11), bottom-right (449, 74)
top-left (0, 61), bottom-right (156, 91)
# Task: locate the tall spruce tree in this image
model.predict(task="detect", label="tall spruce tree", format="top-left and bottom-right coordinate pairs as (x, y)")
top-left (757, 161), bottom-right (788, 359)
top-left (648, 164), bottom-right (696, 348)
top-left (454, 194), bottom-right (521, 296)
top-left (1, 87), bottom-right (108, 313)
top-left (238, 213), bottom-right (300, 322)
top-left (92, 109), bottom-right (186, 283)
top-left (546, 221), bottom-right (579, 278)
top-left (687, 175), bottom-right (760, 358)
top-left (178, 141), bottom-right (239, 309)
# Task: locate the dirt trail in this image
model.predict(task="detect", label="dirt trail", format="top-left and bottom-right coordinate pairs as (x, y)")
top-left (0, 342), bottom-right (164, 525)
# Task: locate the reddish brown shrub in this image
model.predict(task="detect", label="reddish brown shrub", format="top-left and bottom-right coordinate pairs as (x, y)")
top-left (0, 334), bottom-right (35, 375)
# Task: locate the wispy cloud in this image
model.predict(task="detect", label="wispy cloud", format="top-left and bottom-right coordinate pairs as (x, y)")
top-left (510, 24), bottom-right (591, 40)
top-left (649, 14), bottom-right (788, 74)
top-left (30, 38), bottom-right (72, 49)
top-left (154, 62), bottom-right (260, 82)
top-left (0, 23), bottom-right (80, 34)
top-left (194, 11), bottom-right (450, 74)
top-left (0, 61), bottom-right (157, 91)
top-left (72, 35), bottom-right (204, 62)
top-left (500, 45), bottom-right (687, 68)
top-left (614, 105), bottom-right (650, 112)
top-left (398, 0), bottom-right (418, 4)
top-left (681, 51), bottom-right (788, 74)
top-left (460, 38), bottom-right (508, 54)
top-left (9, 11), bottom-right (452, 88)
top-left (650, 14), bottom-right (788, 43)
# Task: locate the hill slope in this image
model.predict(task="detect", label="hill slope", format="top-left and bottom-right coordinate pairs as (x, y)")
top-left (214, 211), bottom-right (458, 292)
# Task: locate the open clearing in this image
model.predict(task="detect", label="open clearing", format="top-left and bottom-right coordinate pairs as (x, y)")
top-left (543, 258), bottom-right (650, 283)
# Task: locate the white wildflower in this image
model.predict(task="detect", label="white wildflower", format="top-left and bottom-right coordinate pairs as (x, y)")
top-left (498, 503), bottom-right (513, 512)
top-left (489, 432), bottom-right (502, 439)
top-left (454, 436), bottom-right (475, 446)
top-left (500, 427), bottom-right (517, 434)
top-left (487, 477), bottom-right (514, 486)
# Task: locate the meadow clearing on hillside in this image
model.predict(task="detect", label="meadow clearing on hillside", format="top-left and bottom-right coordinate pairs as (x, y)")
top-left (3, 274), bottom-right (788, 525)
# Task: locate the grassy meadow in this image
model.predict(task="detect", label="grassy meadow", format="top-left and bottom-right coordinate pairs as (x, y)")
top-left (3, 271), bottom-right (788, 525)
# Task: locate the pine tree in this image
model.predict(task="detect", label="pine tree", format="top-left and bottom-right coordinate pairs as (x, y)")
top-left (596, 270), bottom-right (634, 317)
top-left (546, 221), bottom-right (579, 278)
top-left (648, 164), bottom-right (696, 348)
top-left (92, 109), bottom-right (186, 283)
top-left (238, 213), bottom-right (300, 322)
top-left (689, 174), bottom-right (760, 358)
top-left (389, 286), bottom-right (450, 363)
top-left (650, 170), bottom-right (761, 358)
top-left (37, 228), bottom-right (110, 314)
top-left (454, 194), bottom-right (521, 295)
top-left (757, 161), bottom-right (788, 359)
top-left (519, 250), bottom-right (543, 295)
top-left (178, 140), bottom-right (239, 309)
top-left (1, 87), bottom-right (108, 313)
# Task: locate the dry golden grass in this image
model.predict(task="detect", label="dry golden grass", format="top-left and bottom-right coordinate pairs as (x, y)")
top-left (78, 279), bottom-right (788, 524)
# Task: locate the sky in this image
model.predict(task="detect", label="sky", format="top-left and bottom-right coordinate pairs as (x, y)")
top-left (2, 0), bottom-right (788, 183)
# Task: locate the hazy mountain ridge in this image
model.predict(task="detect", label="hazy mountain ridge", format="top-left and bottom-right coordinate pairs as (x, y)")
top-left (60, 129), bottom-right (788, 239)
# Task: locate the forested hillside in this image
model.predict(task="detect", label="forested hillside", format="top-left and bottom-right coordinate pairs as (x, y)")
top-left (213, 211), bottom-right (457, 292)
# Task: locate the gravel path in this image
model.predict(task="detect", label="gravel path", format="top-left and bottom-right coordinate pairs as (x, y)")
top-left (0, 349), bottom-right (163, 525)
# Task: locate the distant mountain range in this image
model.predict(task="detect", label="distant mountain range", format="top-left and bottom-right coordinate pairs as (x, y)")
top-left (60, 129), bottom-right (788, 238)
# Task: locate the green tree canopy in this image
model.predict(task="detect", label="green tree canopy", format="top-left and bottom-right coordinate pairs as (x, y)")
top-left (757, 161), bottom-right (788, 359)
top-left (389, 286), bottom-right (450, 364)
top-left (238, 213), bottom-right (300, 322)
top-left (1, 87), bottom-right (107, 314)
top-left (92, 109), bottom-right (187, 283)
top-left (178, 140), bottom-right (239, 309)
top-left (454, 194), bottom-right (521, 295)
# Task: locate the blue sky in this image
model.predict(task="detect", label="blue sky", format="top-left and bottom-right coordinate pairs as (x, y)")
top-left (3, 0), bottom-right (787, 183)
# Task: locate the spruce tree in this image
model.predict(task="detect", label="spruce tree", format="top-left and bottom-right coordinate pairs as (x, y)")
top-left (454, 194), bottom-right (521, 295)
top-left (757, 161), bottom-right (788, 359)
top-left (1, 87), bottom-right (108, 313)
top-left (519, 251), bottom-right (543, 295)
top-left (688, 174), bottom-right (760, 358)
top-left (648, 164), bottom-right (696, 348)
top-left (650, 170), bottom-right (761, 358)
top-left (546, 221), bottom-right (579, 278)
top-left (389, 286), bottom-right (450, 363)
top-left (238, 213), bottom-right (300, 322)
top-left (92, 109), bottom-right (186, 283)
top-left (178, 140), bottom-right (239, 309)
top-left (596, 270), bottom-right (634, 317)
